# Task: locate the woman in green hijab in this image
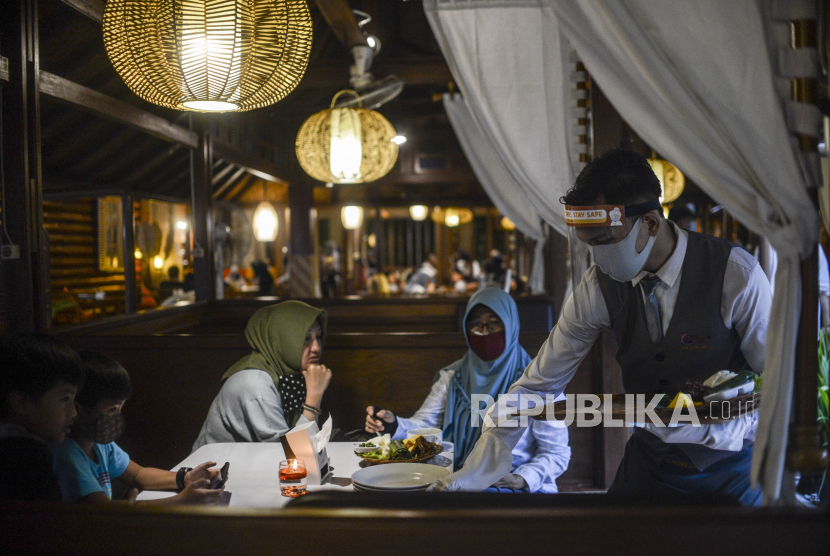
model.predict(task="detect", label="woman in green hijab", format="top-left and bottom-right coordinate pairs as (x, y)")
top-left (192, 301), bottom-right (331, 451)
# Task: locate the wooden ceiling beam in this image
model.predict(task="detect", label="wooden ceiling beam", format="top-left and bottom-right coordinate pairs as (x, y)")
top-left (89, 137), bottom-right (165, 185)
top-left (60, 0), bottom-right (104, 22)
top-left (39, 71), bottom-right (199, 148)
top-left (121, 144), bottom-right (185, 187)
top-left (38, 71), bottom-right (290, 186)
top-left (224, 173), bottom-right (256, 202)
top-left (67, 129), bottom-right (142, 175)
top-left (211, 162), bottom-right (237, 186)
top-left (211, 139), bottom-right (287, 184)
top-left (312, 0), bottom-right (369, 49)
top-left (213, 167), bottom-right (247, 200)
top-left (298, 58), bottom-right (452, 89)
top-left (141, 157), bottom-right (192, 196)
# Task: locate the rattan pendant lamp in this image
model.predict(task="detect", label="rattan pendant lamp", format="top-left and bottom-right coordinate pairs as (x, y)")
top-left (103, 0), bottom-right (312, 112)
top-left (295, 90), bottom-right (398, 184)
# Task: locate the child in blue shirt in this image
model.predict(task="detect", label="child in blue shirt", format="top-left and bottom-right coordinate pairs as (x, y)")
top-left (53, 351), bottom-right (224, 505)
top-left (0, 334), bottom-right (84, 502)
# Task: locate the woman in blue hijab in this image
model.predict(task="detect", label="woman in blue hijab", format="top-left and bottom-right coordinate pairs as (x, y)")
top-left (365, 288), bottom-right (571, 493)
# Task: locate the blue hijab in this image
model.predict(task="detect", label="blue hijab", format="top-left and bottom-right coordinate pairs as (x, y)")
top-left (441, 287), bottom-right (531, 469)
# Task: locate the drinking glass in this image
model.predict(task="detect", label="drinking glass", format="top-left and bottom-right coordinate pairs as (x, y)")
top-left (279, 459), bottom-right (308, 497)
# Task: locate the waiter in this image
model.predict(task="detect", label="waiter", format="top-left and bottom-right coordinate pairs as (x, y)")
top-left (434, 149), bottom-right (771, 505)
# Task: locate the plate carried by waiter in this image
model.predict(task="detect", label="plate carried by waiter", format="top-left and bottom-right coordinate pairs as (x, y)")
top-left (523, 391), bottom-right (760, 427)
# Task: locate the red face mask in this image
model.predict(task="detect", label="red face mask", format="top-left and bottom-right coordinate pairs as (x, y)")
top-left (468, 331), bottom-right (506, 361)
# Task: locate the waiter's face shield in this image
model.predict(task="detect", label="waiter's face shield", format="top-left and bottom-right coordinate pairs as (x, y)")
top-left (564, 199), bottom-right (662, 320)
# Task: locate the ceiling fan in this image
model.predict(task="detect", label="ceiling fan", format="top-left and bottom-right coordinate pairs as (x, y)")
top-left (314, 1), bottom-right (404, 109)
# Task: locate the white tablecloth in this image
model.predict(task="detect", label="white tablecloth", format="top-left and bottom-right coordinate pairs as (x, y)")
top-left (136, 441), bottom-right (454, 508)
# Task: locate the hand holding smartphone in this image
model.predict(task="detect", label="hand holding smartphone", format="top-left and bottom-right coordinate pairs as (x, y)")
top-left (210, 462), bottom-right (230, 489)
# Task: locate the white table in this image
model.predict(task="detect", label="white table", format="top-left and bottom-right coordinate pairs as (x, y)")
top-left (137, 441), bottom-right (454, 508)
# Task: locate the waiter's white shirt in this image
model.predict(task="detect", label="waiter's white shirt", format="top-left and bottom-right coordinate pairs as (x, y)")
top-left (435, 222), bottom-right (772, 491)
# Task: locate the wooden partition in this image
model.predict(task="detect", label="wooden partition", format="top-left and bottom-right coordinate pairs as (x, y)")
top-left (55, 296), bottom-right (557, 335)
top-left (1, 501), bottom-right (827, 556)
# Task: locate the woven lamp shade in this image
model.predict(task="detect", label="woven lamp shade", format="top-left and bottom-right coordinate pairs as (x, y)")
top-left (648, 157), bottom-right (685, 204)
top-left (431, 207), bottom-right (473, 227)
top-left (295, 90), bottom-right (398, 184)
top-left (103, 0), bottom-right (312, 112)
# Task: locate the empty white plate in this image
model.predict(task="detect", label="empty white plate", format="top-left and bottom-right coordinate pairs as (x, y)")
top-left (352, 463), bottom-right (450, 490)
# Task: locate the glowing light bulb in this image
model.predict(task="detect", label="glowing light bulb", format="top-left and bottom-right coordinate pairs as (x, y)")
top-left (253, 202), bottom-right (279, 242)
top-left (445, 208), bottom-right (461, 227)
top-left (153, 256), bottom-right (164, 269)
top-left (341, 206), bottom-right (363, 230)
top-left (329, 109), bottom-right (363, 182)
top-left (409, 205), bottom-right (428, 221)
top-left (391, 135), bottom-right (407, 145)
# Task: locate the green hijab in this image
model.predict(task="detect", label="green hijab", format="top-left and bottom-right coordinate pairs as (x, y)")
top-left (222, 301), bottom-right (327, 386)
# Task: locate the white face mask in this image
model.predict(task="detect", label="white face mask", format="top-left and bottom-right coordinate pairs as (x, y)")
top-left (589, 218), bottom-right (656, 282)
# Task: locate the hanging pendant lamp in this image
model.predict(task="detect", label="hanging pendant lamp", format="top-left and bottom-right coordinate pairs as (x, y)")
top-left (409, 205), bottom-right (428, 221)
top-left (431, 207), bottom-right (473, 228)
top-left (296, 90), bottom-right (398, 184)
top-left (103, 0), bottom-right (312, 112)
top-left (647, 156), bottom-right (685, 205)
top-left (253, 201), bottom-right (279, 242)
top-left (341, 206), bottom-right (364, 230)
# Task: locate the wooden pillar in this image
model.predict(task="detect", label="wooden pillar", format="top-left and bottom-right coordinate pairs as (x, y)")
top-left (788, 192), bottom-right (828, 474)
top-left (288, 181), bottom-right (316, 297)
top-left (1, 0), bottom-right (49, 332)
top-left (121, 191), bottom-right (137, 314)
top-left (190, 119), bottom-right (214, 302)
top-left (373, 205), bottom-right (384, 270)
top-left (543, 224), bottom-right (569, 317)
top-left (785, 16), bottom-right (828, 476)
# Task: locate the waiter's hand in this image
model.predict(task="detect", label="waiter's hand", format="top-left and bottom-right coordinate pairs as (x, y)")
top-left (365, 406), bottom-right (395, 434)
top-left (490, 473), bottom-right (528, 491)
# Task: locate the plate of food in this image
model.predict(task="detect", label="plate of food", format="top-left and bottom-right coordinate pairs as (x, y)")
top-left (354, 434), bottom-right (444, 465)
top-left (524, 370), bottom-right (761, 426)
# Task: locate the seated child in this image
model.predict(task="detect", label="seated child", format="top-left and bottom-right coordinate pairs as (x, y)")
top-left (0, 333), bottom-right (85, 502)
top-left (53, 350), bottom-right (224, 505)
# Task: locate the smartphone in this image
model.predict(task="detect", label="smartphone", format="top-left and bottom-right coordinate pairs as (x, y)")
top-left (211, 462), bottom-right (230, 489)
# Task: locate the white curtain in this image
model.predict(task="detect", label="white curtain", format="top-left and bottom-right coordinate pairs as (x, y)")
top-left (423, 0), bottom-right (584, 237)
top-left (547, 0), bottom-right (821, 503)
top-left (443, 94), bottom-right (546, 293)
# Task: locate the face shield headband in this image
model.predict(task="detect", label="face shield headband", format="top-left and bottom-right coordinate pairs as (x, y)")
top-left (565, 198), bottom-right (662, 282)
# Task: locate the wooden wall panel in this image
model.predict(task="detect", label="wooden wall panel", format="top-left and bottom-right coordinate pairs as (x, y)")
top-left (44, 198), bottom-right (126, 323)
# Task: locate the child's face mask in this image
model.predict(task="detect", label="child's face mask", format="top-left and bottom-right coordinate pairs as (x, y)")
top-left (74, 408), bottom-right (126, 445)
top-left (468, 330), bottom-right (506, 362)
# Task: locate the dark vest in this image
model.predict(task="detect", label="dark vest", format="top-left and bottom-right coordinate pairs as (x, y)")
top-left (597, 231), bottom-right (747, 397)
top-left (597, 231), bottom-right (750, 470)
